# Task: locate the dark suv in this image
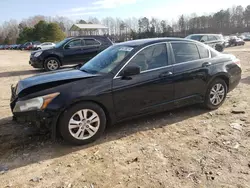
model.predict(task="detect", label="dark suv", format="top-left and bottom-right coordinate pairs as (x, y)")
top-left (185, 34), bottom-right (225, 52)
top-left (29, 36), bottom-right (113, 71)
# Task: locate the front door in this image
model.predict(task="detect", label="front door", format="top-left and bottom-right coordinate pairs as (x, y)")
top-left (112, 43), bottom-right (174, 119)
top-left (170, 42), bottom-right (210, 106)
top-left (63, 39), bottom-right (84, 64)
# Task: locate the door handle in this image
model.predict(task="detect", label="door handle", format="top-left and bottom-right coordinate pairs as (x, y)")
top-left (202, 62), bottom-right (212, 67)
top-left (159, 71), bottom-right (173, 78)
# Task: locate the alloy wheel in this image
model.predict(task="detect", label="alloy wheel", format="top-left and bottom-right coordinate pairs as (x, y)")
top-left (47, 60), bottom-right (59, 70)
top-left (68, 109), bottom-right (100, 140)
top-left (209, 83), bottom-right (225, 106)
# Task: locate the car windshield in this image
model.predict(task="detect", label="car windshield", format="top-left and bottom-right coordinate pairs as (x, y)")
top-left (189, 35), bottom-right (203, 41)
top-left (80, 45), bottom-right (134, 74)
top-left (55, 38), bottom-right (70, 48)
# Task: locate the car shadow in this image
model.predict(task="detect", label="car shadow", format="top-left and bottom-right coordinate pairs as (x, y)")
top-left (241, 76), bottom-right (250, 85)
top-left (0, 105), bottom-right (210, 171)
top-left (0, 69), bottom-right (44, 78)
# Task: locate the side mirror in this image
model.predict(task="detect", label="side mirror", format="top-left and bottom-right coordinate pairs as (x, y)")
top-left (121, 66), bottom-right (140, 78)
top-left (200, 40), bottom-right (205, 43)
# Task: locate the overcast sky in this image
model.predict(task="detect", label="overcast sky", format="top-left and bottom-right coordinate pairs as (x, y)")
top-left (0, 0), bottom-right (249, 22)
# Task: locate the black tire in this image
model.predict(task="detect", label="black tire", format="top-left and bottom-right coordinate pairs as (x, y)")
top-left (38, 47), bottom-right (41, 50)
top-left (204, 78), bottom-right (228, 110)
top-left (44, 57), bottom-right (60, 71)
top-left (216, 45), bottom-right (223, 52)
top-left (59, 102), bottom-right (107, 145)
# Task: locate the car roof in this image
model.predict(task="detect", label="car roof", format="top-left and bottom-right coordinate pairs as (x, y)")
top-left (114, 37), bottom-right (195, 47)
top-left (188, 34), bottom-right (221, 36)
top-left (67, 36), bottom-right (109, 39)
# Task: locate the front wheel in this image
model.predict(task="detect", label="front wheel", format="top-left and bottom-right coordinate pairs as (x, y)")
top-left (59, 102), bottom-right (107, 145)
top-left (44, 57), bottom-right (60, 71)
top-left (204, 78), bottom-right (227, 110)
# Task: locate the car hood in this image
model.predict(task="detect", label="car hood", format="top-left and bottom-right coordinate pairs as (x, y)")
top-left (16, 69), bottom-right (98, 95)
top-left (31, 47), bottom-right (55, 54)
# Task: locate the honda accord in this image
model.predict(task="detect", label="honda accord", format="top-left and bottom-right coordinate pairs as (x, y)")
top-left (10, 38), bottom-right (242, 145)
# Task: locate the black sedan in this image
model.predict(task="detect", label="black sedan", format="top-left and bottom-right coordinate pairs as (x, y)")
top-left (10, 38), bottom-right (242, 145)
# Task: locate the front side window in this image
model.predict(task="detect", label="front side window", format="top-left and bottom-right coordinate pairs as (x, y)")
top-left (128, 43), bottom-right (168, 72)
top-left (197, 44), bottom-right (209, 59)
top-left (171, 43), bottom-right (200, 64)
top-left (80, 45), bottom-right (133, 74)
top-left (84, 39), bottom-right (100, 46)
top-left (67, 39), bottom-right (82, 48)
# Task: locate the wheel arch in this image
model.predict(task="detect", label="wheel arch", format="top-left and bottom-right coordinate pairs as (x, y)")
top-left (208, 73), bottom-right (229, 91)
top-left (44, 55), bottom-right (62, 66)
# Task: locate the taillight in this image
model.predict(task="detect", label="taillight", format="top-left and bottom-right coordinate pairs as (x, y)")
top-left (233, 59), bottom-right (241, 68)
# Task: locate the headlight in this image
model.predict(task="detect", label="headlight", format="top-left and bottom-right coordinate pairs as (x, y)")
top-left (34, 51), bottom-right (43, 57)
top-left (13, 92), bottom-right (60, 113)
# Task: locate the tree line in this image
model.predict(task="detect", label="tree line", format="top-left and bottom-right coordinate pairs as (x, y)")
top-left (0, 4), bottom-right (250, 44)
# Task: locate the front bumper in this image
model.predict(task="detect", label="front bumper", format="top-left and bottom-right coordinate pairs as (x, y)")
top-left (10, 85), bottom-right (61, 139)
top-left (29, 56), bottom-right (44, 68)
top-left (13, 110), bottom-right (56, 130)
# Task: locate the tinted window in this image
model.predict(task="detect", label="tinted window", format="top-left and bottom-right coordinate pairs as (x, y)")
top-left (189, 35), bottom-right (202, 41)
top-left (67, 39), bottom-right (82, 48)
top-left (129, 44), bottom-right (168, 72)
top-left (84, 39), bottom-right (100, 46)
top-left (197, 45), bottom-right (209, 59)
top-left (200, 35), bottom-right (208, 42)
top-left (171, 43), bottom-right (200, 64)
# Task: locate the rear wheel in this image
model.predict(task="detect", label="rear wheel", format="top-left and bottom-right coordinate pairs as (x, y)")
top-left (44, 57), bottom-right (60, 71)
top-left (204, 78), bottom-right (227, 110)
top-left (59, 102), bottom-right (107, 145)
top-left (216, 45), bottom-right (223, 52)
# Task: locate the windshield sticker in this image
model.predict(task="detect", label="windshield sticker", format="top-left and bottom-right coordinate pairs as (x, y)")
top-left (119, 47), bottom-right (133, 52)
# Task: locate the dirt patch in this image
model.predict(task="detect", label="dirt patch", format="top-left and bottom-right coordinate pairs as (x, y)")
top-left (0, 44), bottom-right (250, 188)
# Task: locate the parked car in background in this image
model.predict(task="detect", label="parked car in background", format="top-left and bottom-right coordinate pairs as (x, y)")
top-left (244, 35), bottom-right (250, 41)
top-left (223, 36), bottom-right (230, 47)
top-left (229, 36), bottom-right (245, 46)
top-left (13, 44), bottom-right (21, 49)
top-left (32, 41), bottom-right (41, 50)
top-left (19, 42), bottom-right (32, 50)
top-left (29, 36), bottom-right (113, 71)
top-left (185, 34), bottom-right (225, 52)
top-left (11, 38), bottom-right (242, 145)
top-left (0, 45), bottom-right (3, 49)
top-left (36, 42), bottom-right (55, 50)
top-left (4, 45), bottom-right (11, 50)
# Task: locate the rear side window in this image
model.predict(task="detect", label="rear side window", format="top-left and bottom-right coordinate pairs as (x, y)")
top-left (84, 39), bottom-right (100, 46)
top-left (197, 45), bottom-right (209, 59)
top-left (171, 43), bottom-right (200, 64)
top-left (208, 36), bottom-right (217, 41)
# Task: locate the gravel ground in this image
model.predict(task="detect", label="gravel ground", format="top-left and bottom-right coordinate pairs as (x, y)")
top-left (0, 44), bottom-right (250, 188)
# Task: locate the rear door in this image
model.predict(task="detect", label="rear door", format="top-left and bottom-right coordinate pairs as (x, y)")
top-left (170, 42), bottom-right (210, 106)
top-left (81, 38), bottom-right (102, 63)
top-left (63, 38), bottom-right (84, 64)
